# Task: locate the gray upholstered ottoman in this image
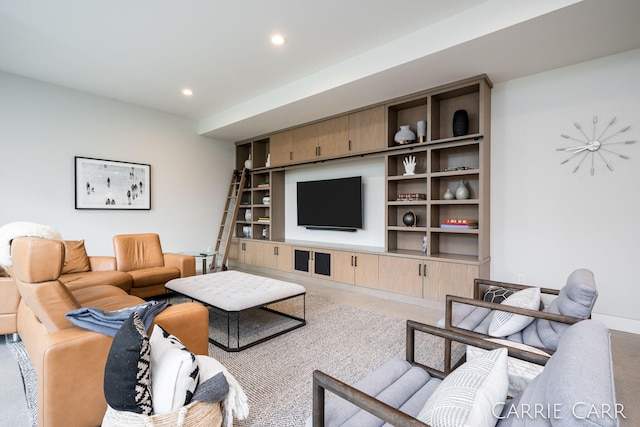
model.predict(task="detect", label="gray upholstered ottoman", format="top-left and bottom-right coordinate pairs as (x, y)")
top-left (166, 270), bottom-right (306, 351)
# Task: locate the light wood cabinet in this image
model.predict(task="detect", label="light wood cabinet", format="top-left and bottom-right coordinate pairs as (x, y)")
top-left (348, 106), bottom-right (386, 153)
top-left (333, 250), bottom-right (379, 288)
top-left (292, 247), bottom-right (333, 279)
top-left (293, 123), bottom-right (320, 162)
top-left (318, 115), bottom-right (349, 158)
top-left (262, 242), bottom-right (292, 272)
top-left (230, 239), bottom-right (265, 266)
top-left (378, 254), bottom-right (484, 301)
top-left (270, 130), bottom-right (293, 166)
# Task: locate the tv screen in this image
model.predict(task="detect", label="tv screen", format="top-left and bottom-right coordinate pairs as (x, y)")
top-left (297, 176), bottom-right (363, 231)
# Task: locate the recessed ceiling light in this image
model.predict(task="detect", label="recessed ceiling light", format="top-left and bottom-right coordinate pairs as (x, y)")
top-left (270, 34), bottom-right (286, 46)
top-left (182, 88), bottom-right (194, 96)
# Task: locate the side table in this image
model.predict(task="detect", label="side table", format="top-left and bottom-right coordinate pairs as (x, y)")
top-left (181, 251), bottom-right (219, 274)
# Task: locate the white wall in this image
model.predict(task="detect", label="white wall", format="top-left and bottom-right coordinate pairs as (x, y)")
top-left (491, 49), bottom-right (640, 333)
top-left (284, 158), bottom-right (385, 248)
top-left (0, 71), bottom-right (234, 256)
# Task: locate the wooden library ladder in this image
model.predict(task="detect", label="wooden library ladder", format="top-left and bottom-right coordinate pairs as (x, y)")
top-left (215, 168), bottom-right (247, 271)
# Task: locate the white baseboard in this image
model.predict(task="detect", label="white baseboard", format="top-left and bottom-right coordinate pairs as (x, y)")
top-left (592, 313), bottom-right (640, 334)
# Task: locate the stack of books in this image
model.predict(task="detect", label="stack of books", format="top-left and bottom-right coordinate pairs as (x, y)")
top-left (396, 193), bottom-right (426, 201)
top-left (440, 219), bottom-right (478, 229)
top-left (257, 182), bottom-right (270, 188)
top-left (258, 217), bottom-right (270, 223)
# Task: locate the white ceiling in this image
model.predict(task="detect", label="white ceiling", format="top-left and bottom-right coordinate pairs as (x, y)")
top-left (2, 0), bottom-right (640, 142)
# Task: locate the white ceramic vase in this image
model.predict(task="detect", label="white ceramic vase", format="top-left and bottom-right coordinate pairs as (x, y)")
top-left (455, 180), bottom-right (469, 200)
top-left (244, 154), bottom-right (253, 169)
top-left (394, 125), bottom-right (416, 144)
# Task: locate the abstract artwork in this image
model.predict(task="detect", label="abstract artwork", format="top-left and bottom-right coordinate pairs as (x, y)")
top-left (75, 157), bottom-right (151, 210)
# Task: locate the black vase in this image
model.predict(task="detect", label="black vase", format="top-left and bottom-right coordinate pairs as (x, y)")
top-left (452, 110), bottom-right (469, 137)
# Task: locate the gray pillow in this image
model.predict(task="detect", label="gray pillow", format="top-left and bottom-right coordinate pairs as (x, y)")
top-left (521, 268), bottom-right (597, 351)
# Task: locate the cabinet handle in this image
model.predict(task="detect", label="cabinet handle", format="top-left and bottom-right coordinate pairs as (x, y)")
top-left (418, 264), bottom-right (422, 276)
top-left (354, 256), bottom-right (358, 267)
top-left (350, 255), bottom-right (354, 266)
top-left (348, 140), bottom-right (352, 151)
top-left (423, 264), bottom-right (427, 277)
top-left (289, 151), bottom-right (293, 160)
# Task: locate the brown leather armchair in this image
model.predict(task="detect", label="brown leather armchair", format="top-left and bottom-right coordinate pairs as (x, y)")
top-left (12, 237), bottom-right (209, 427)
top-left (112, 233), bottom-right (195, 298)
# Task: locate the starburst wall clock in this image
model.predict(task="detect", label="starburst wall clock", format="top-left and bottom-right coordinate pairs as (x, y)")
top-left (557, 116), bottom-right (636, 175)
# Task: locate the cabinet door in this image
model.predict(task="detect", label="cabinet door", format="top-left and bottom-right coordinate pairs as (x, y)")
top-left (262, 242), bottom-right (278, 270)
top-left (228, 238), bottom-right (240, 264)
top-left (378, 255), bottom-right (422, 298)
top-left (353, 253), bottom-right (379, 289)
top-left (333, 250), bottom-right (355, 284)
top-left (243, 240), bottom-right (264, 267)
top-left (422, 261), bottom-right (477, 302)
top-left (275, 244), bottom-right (292, 272)
top-left (293, 123), bottom-right (320, 162)
top-left (318, 115), bottom-right (349, 159)
top-left (312, 250), bottom-right (333, 279)
top-left (348, 106), bottom-right (386, 153)
top-left (270, 130), bottom-right (293, 166)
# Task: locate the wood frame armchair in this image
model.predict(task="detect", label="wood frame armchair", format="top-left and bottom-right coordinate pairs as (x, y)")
top-left (312, 320), bottom-right (548, 427)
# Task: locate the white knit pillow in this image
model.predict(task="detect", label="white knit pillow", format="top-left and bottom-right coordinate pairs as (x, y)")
top-left (489, 287), bottom-right (541, 337)
top-left (149, 325), bottom-right (199, 415)
top-left (417, 347), bottom-right (509, 427)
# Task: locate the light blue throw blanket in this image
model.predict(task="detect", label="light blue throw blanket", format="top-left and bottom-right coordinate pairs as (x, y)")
top-left (65, 300), bottom-right (169, 336)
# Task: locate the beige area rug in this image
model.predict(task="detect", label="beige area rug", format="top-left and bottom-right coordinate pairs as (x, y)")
top-left (199, 294), bottom-right (460, 427)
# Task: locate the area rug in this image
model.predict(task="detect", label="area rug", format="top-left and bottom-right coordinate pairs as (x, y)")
top-left (202, 295), bottom-right (460, 427)
top-left (9, 295), bottom-right (460, 427)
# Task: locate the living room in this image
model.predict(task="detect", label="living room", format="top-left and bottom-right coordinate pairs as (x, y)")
top-left (1, 1), bottom-right (639, 426)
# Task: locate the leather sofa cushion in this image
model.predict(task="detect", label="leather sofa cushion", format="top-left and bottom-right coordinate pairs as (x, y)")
top-left (62, 240), bottom-right (91, 274)
top-left (129, 266), bottom-right (180, 288)
top-left (61, 270), bottom-right (133, 292)
top-left (12, 237), bottom-right (64, 283)
top-left (114, 233), bottom-right (165, 272)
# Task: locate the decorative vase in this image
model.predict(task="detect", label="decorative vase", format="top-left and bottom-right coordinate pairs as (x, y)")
top-left (417, 120), bottom-right (427, 143)
top-left (262, 196), bottom-right (270, 205)
top-left (265, 153), bottom-right (271, 168)
top-left (455, 180), bottom-right (469, 200)
top-left (244, 154), bottom-right (253, 169)
top-left (394, 125), bottom-right (416, 145)
top-left (443, 188), bottom-right (454, 200)
top-left (452, 110), bottom-right (469, 137)
top-left (244, 209), bottom-right (252, 222)
top-left (402, 210), bottom-right (417, 227)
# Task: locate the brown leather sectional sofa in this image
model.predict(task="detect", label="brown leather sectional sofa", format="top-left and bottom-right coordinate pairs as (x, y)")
top-left (11, 237), bottom-right (209, 427)
top-left (0, 234), bottom-right (195, 336)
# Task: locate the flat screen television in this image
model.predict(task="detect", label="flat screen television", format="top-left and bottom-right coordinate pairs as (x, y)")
top-left (297, 176), bottom-right (363, 231)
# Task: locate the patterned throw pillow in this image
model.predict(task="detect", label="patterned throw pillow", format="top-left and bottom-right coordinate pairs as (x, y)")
top-left (103, 312), bottom-right (153, 415)
top-left (418, 347), bottom-right (509, 427)
top-left (489, 287), bottom-right (541, 337)
top-left (483, 286), bottom-right (516, 304)
top-left (149, 324), bottom-right (200, 415)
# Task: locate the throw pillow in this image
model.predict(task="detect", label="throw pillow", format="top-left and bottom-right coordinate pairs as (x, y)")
top-left (103, 312), bottom-right (153, 415)
top-left (488, 287), bottom-right (541, 337)
top-left (483, 286), bottom-right (516, 304)
top-left (467, 339), bottom-right (550, 396)
top-left (417, 347), bottom-right (509, 427)
top-left (150, 324), bottom-right (200, 415)
top-left (61, 240), bottom-right (91, 274)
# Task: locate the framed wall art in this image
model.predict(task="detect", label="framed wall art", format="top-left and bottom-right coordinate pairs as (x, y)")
top-left (75, 156), bottom-right (151, 210)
